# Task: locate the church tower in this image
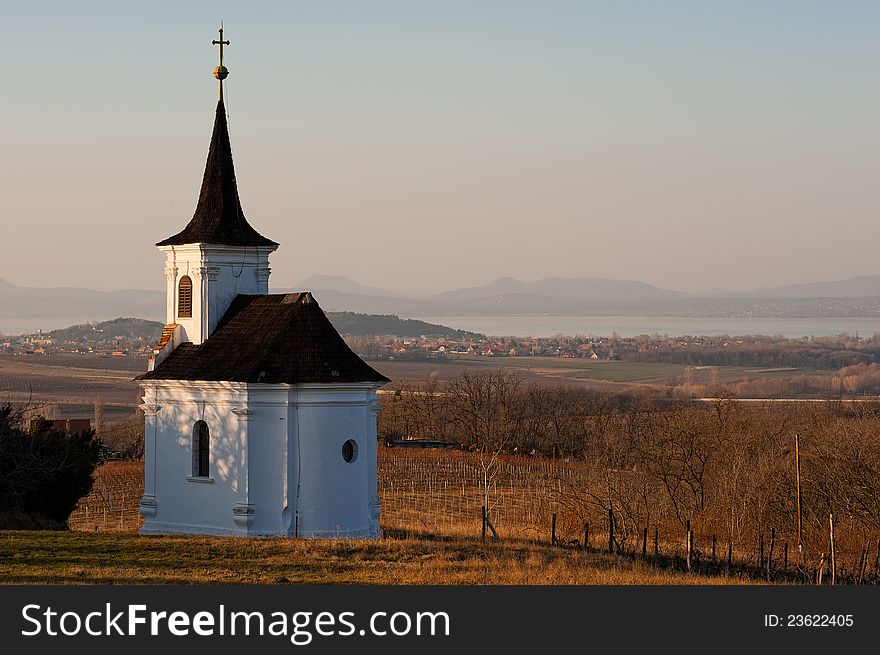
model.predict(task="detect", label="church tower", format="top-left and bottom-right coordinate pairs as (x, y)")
top-left (138, 29), bottom-right (387, 538)
top-left (155, 29), bottom-right (277, 346)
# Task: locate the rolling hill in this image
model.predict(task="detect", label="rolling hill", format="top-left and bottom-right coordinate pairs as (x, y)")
top-left (40, 314), bottom-right (480, 341)
top-left (431, 277), bottom-right (686, 302)
top-left (750, 275), bottom-right (880, 298)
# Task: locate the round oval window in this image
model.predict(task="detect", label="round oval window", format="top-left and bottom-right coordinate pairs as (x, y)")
top-left (342, 439), bottom-right (358, 463)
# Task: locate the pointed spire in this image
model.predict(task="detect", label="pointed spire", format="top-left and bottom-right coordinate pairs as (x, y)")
top-left (157, 100), bottom-right (277, 248)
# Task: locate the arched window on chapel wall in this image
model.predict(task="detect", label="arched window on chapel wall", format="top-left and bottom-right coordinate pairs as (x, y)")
top-left (192, 420), bottom-right (209, 478)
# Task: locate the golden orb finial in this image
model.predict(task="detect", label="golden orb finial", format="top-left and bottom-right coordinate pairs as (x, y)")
top-left (211, 26), bottom-right (230, 98)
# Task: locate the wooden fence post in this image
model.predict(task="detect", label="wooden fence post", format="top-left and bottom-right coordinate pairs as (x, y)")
top-left (795, 433), bottom-right (806, 567)
top-left (584, 522), bottom-right (590, 550)
top-left (726, 539), bottom-right (732, 576)
top-left (481, 505), bottom-right (487, 543)
top-left (685, 519), bottom-right (690, 571)
top-left (608, 509), bottom-right (614, 554)
top-left (642, 527), bottom-right (648, 559)
top-left (711, 534), bottom-right (717, 565)
top-left (686, 527), bottom-right (693, 573)
top-left (829, 513), bottom-right (836, 586)
top-left (758, 533), bottom-right (764, 571)
top-left (551, 512), bottom-right (557, 546)
top-left (857, 543), bottom-right (868, 585)
top-left (653, 527), bottom-right (659, 567)
top-left (767, 527), bottom-right (775, 581)
top-left (485, 511), bottom-right (498, 540)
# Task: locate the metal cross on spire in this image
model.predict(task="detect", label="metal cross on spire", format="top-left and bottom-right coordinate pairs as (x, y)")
top-left (212, 25), bottom-right (230, 100)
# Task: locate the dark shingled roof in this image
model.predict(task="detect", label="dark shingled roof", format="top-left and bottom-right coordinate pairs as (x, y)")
top-left (156, 99), bottom-right (278, 248)
top-left (138, 293), bottom-right (389, 385)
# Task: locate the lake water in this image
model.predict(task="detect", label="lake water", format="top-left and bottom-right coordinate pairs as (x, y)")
top-left (412, 316), bottom-right (880, 339)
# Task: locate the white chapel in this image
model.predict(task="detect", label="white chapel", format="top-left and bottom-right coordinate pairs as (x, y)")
top-left (137, 30), bottom-right (388, 538)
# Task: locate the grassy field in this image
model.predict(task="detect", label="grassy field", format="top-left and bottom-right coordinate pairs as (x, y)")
top-left (0, 530), bottom-right (758, 585)
top-left (10, 461), bottom-right (752, 585)
top-left (420, 355), bottom-right (686, 383)
top-left (56, 457), bottom-right (789, 585)
top-left (373, 358), bottom-right (680, 388)
top-left (437, 356), bottom-right (831, 385)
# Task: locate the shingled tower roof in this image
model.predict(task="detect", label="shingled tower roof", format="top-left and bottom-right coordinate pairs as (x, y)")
top-left (157, 99), bottom-right (278, 248)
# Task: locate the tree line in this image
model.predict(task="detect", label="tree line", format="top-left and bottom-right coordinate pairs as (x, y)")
top-left (379, 371), bottom-right (880, 561)
top-left (625, 343), bottom-right (875, 370)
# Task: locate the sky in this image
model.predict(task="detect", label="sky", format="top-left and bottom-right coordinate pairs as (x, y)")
top-left (1, 1), bottom-right (878, 295)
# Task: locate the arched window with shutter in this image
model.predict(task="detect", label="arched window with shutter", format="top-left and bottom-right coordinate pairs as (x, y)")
top-left (192, 420), bottom-right (210, 478)
top-left (178, 275), bottom-right (193, 318)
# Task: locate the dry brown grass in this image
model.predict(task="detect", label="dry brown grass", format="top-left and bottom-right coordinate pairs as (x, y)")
top-left (53, 459), bottom-right (773, 585)
top-left (65, 457), bottom-right (857, 584)
top-left (0, 529), bottom-right (760, 585)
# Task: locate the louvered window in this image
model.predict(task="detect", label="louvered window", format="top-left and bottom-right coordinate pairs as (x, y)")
top-left (178, 275), bottom-right (193, 318)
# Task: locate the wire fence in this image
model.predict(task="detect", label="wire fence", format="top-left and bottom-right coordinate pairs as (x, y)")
top-left (68, 461), bottom-right (144, 532)
top-left (69, 452), bottom-right (880, 584)
top-left (377, 447), bottom-right (880, 584)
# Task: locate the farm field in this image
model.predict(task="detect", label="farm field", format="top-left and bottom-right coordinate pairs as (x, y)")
top-left (0, 354), bottom-right (141, 420)
top-left (0, 353), bottom-right (837, 423)
top-left (372, 360), bottom-right (640, 391)
top-left (363, 357), bottom-right (831, 389)
top-left (0, 355), bottom-right (630, 424)
top-left (443, 355), bottom-right (833, 384)
top-left (3, 352), bottom-right (149, 372)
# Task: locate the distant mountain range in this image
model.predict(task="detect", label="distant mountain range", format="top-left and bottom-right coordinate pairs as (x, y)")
top-left (296, 275), bottom-right (402, 298)
top-left (3, 273), bottom-right (880, 325)
top-left (426, 276), bottom-right (685, 302)
top-left (0, 277), bottom-right (164, 320)
top-left (297, 273), bottom-right (880, 303)
top-left (287, 274), bottom-right (880, 317)
top-left (750, 275), bottom-right (880, 299)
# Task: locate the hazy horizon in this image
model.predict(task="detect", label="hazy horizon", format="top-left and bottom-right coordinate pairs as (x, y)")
top-left (3, 2), bottom-right (878, 295)
top-left (4, 270), bottom-right (880, 298)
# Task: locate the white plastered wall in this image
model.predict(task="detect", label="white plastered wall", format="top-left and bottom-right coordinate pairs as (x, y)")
top-left (139, 380), bottom-right (381, 538)
top-left (290, 384), bottom-right (380, 538)
top-left (139, 381), bottom-right (253, 535)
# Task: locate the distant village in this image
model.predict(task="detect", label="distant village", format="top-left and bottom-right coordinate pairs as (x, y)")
top-left (1, 330), bottom-right (153, 358)
top-left (1, 318), bottom-right (155, 358)
top-left (4, 316), bottom-right (878, 372)
top-left (4, 325), bottom-right (664, 361)
top-left (346, 333), bottom-right (624, 360)
top-left (343, 332), bottom-right (873, 366)
top-left (1, 323), bottom-right (786, 362)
